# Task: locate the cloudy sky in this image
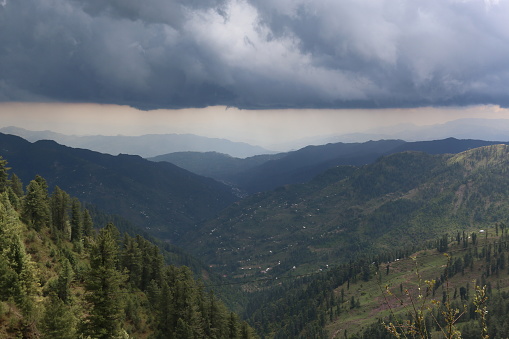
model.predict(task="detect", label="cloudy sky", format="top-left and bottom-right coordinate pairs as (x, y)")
top-left (1, 0), bottom-right (509, 146)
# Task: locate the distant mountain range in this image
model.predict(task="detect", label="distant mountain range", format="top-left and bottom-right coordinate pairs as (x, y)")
top-left (276, 118), bottom-right (509, 149)
top-left (0, 126), bottom-right (272, 158)
top-left (151, 138), bottom-right (509, 194)
top-left (3, 129), bottom-right (509, 246)
top-left (0, 132), bottom-right (237, 241)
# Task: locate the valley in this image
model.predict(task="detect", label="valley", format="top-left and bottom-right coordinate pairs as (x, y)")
top-left (1, 130), bottom-right (509, 338)
top-left (3, 1), bottom-right (509, 337)
top-left (186, 145), bottom-right (509, 282)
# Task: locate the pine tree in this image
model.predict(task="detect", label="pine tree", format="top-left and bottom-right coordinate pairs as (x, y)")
top-left (0, 156), bottom-right (10, 193)
top-left (40, 293), bottom-right (77, 339)
top-left (70, 198), bottom-right (82, 242)
top-left (0, 255), bottom-right (20, 301)
top-left (121, 234), bottom-right (143, 289)
top-left (6, 186), bottom-right (21, 211)
top-left (22, 179), bottom-right (51, 231)
top-left (207, 290), bottom-right (227, 337)
top-left (137, 235), bottom-right (164, 290)
top-left (173, 267), bottom-right (204, 338)
top-left (241, 321), bottom-right (255, 339)
top-left (175, 317), bottom-right (194, 338)
top-left (83, 223), bottom-right (126, 338)
top-left (155, 281), bottom-right (174, 337)
top-left (9, 173), bottom-right (24, 198)
top-left (55, 258), bottom-right (74, 304)
top-left (82, 208), bottom-right (94, 237)
top-left (228, 312), bottom-right (240, 339)
top-left (0, 193), bottom-right (39, 315)
top-left (0, 193), bottom-right (22, 302)
top-left (50, 186), bottom-right (70, 238)
top-left (34, 174), bottom-right (49, 198)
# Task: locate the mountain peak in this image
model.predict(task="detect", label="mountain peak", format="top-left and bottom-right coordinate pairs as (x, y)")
top-left (449, 144), bottom-right (509, 170)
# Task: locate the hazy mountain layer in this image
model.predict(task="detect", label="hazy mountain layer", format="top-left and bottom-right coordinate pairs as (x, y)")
top-left (287, 118), bottom-right (509, 147)
top-left (0, 126), bottom-right (272, 158)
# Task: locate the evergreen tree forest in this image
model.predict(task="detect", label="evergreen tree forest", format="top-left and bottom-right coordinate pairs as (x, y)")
top-left (7, 145), bottom-right (509, 339)
top-left (241, 228), bottom-right (509, 338)
top-left (0, 156), bottom-right (257, 338)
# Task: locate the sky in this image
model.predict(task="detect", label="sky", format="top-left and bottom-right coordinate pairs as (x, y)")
top-left (1, 0), bottom-right (509, 147)
top-left (1, 102), bottom-right (509, 149)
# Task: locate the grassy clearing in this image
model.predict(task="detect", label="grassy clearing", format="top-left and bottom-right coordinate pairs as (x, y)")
top-left (326, 234), bottom-right (509, 337)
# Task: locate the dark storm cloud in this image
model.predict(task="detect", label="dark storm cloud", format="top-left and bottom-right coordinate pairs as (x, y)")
top-left (1, 0), bottom-right (509, 109)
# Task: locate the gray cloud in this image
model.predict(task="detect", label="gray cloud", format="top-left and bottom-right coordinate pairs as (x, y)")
top-left (1, 0), bottom-right (509, 109)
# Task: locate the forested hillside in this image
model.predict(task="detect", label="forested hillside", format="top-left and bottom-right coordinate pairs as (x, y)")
top-left (0, 132), bottom-right (238, 242)
top-left (5, 135), bottom-right (509, 338)
top-left (243, 226), bottom-right (509, 338)
top-left (186, 145), bottom-right (509, 281)
top-left (0, 157), bottom-right (256, 338)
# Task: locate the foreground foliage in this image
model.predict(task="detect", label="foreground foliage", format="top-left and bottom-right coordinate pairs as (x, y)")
top-left (0, 156), bottom-right (256, 338)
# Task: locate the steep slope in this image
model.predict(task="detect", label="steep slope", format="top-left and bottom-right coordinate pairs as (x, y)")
top-left (185, 145), bottom-right (509, 279)
top-left (0, 133), bottom-right (237, 241)
top-left (245, 230), bottom-right (509, 338)
top-left (0, 171), bottom-right (256, 338)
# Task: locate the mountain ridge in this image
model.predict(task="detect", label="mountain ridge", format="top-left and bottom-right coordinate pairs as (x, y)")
top-left (0, 132), bottom-right (238, 242)
top-left (273, 118), bottom-right (509, 148)
top-left (0, 126), bottom-right (273, 158)
top-left (151, 138), bottom-right (509, 194)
